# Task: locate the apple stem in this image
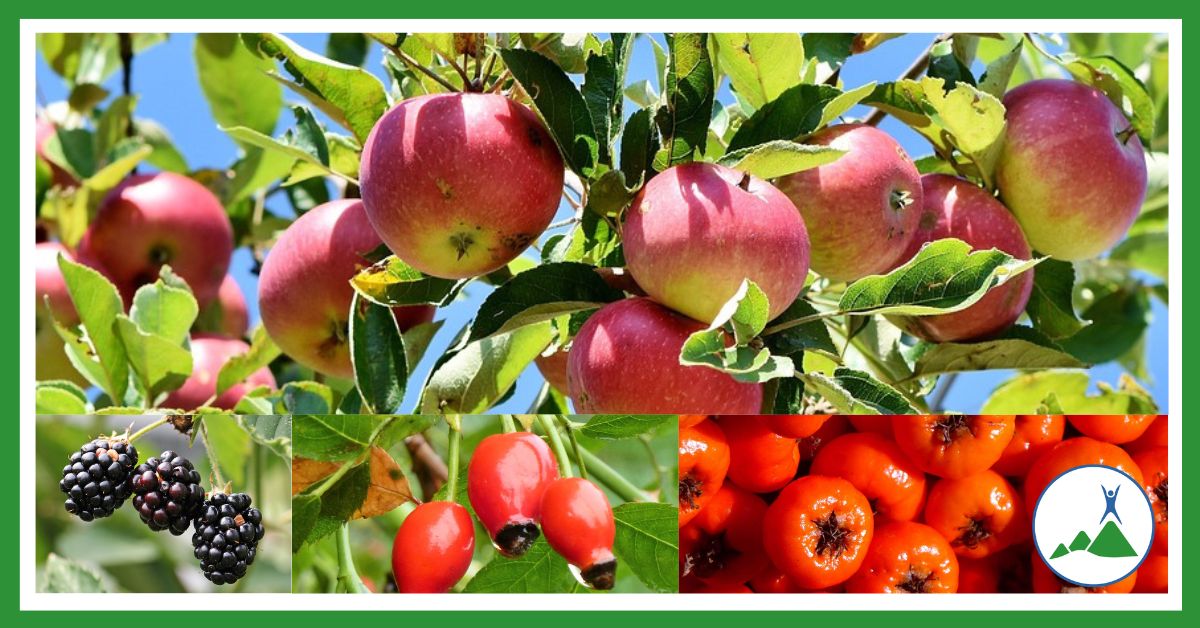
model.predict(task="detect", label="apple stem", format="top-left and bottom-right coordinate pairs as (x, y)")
top-left (1116, 125), bottom-right (1138, 144)
top-left (390, 44), bottom-right (460, 92)
top-left (737, 172), bottom-right (753, 191)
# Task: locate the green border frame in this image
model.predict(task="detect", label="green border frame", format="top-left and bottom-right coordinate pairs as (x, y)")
top-left (9, 5), bottom-right (1186, 623)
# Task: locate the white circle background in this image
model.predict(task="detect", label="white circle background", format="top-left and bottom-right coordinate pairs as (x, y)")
top-left (1032, 464), bottom-right (1155, 587)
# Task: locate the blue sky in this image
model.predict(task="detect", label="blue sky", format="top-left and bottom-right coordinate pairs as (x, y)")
top-left (35, 32), bottom-right (1169, 413)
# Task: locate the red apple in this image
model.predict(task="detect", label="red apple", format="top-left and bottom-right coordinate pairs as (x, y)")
top-left (360, 92), bottom-right (564, 279)
top-left (35, 241), bottom-right (87, 386)
top-left (623, 162), bottom-right (810, 323)
top-left (776, 123), bottom-right (922, 282)
top-left (996, 79), bottom-right (1147, 260)
top-left (888, 174), bottom-right (1034, 342)
top-left (258, 199), bottom-right (436, 379)
top-left (35, 116), bottom-right (78, 188)
top-left (566, 297), bottom-right (763, 414)
top-left (78, 172), bottom-right (233, 307)
top-left (535, 348), bottom-right (570, 393)
top-left (161, 334), bottom-right (275, 410)
top-left (197, 274), bottom-right (249, 339)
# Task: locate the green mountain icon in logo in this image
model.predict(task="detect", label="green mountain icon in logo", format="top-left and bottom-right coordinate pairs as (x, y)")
top-left (1052, 520), bottom-right (1138, 559)
top-left (1088, 520), bottom-right (1137, 557)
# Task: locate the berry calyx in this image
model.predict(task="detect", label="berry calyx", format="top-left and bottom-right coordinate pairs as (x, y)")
top-left (539, 477), bottom-right (616, 590)
top-left (191, 492), bottom-right (264, 585)
top-left (466, 432), bottom-right (559, 557)
top-left (392, 501), bottom-right (476, 593)
top-left (60, 438), bottom-right (139, 521)
top-left (131, 450), bottom-right (205, 535)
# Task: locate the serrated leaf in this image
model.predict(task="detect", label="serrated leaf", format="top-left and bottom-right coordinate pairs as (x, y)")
top-left (39, 554), bottom-right (107, 593)
top-left (500, 48), bottom-right (598, 177)
top-left (655, 33), bottom-right (714, 166)
top-left (712, 33), bottom-right (803, 111)
top-left (468, 262), bottom-right (624, 342)
top-left (716, 140), bottom-right (844, 179)
top-left (195, 33), bottom-right (282, 140)
top-left (463, 538), bottom-right (576, 593)
top-left (421, 323), bottom-right (553, 414)
top-left (977, 40), bottom-right (1024, 98)
top-left (619, 107), bottom-right (658, 187)
top-left (350, 255), bottom-right (464, 307)
top-left (198, 415), bottom-right (252, 488)
top-left (910, 326), bottom-right (1086, 377)
top-left (839, 238), bottom-right (1041, 318)
top-left (580, 415), bottom-right (674, 440)
top-left (216, 325), bottom-right (281, 396)
top-left (799, 367), bottom-right (914, 414)
top-left (1024, 259), bottom-right (1084, 340)
top-left (1059, 54), bottom-right (1155, 143)
top-left (613, 502), bottom-right (678, 593)
top-left (982, 371), bottom-right (1157, 414)
top-left (292, 414), bottom-right (383, 461)
top-left (280, 381), bottom-right (333, 414)
top-left (36, 381), bottom-right (90, 414)
top-left (581, 34), bottom-right (632, 165)
top-left (127, 272), bottom-right (199, 345)
top-left (762, 298), bottom-right (838, 358)
top-left (350, 293), bottom-right (407, 414)
top-left (115, 316), bottom-right (193, 401)
top-left (708, 279), bottom-right (769, 345)
top-left (291, 494), bottom-right (320, 552)
top-left (239, 415), bottom-right (292, 459)
top-left (727, 83), bottom-right (844, 151)
top-left (56, 255), bottom-right (128, 402)
top-left (1059, 285), bottom-right (1151, 365)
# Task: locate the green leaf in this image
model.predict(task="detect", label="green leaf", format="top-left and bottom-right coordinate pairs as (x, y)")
top-left (194, 33), bottom-right (282, 139)
top-left (216, 325), bottom-right (282, 396)
top-left (245, 33), bottom-right (389, 144)
top-left (712, 33), bottom-right (803, 111)
top-left (613, 502), bottom-right (678, 593)
top-left (655, 33), bottom-right (715, 167)
top-left (710, 279), bottom-right (770, 345)
top-left (39, 554), bottom-right (107, 593)
top-left (221, 124), bottom-right (348, 183)
top-left (56, 255), bottom-right (128, 403)
top-left (1059, 55), bottom-right (1156, 143)
top-left (93, 95), bottom-right (138, 163)
top-left (977, 40), bottom-right (1024, 98)
top-left (581, 34), bottom-right (632, 165)
top-left (291, 494), bottom-right (321, 552)
top-left (349, 293), bottom-right (407, 414)
top-left (927, 38), bottom-right (977, 89)
top-left (463, 538), bottom-right (576, 593)
top-left (350, 255), bottom-right (465, 307)
top-left (134, 119), bottom-right (189, 173)
top-left (198, 415), bottom-right (252, 489)
top-left (420, 322), bottom-right (553, 414)
top-left (716, 140), bottom-right (844, 179)
top-left (1024, 259), bottom-right (1084, 340)
top-left (1059, 285), bottom-right (1151, 365)
top-left (35, 381), bottom-right (90, 414)
top-left (767, 377), bottom-right (807, 414)
top-left (982, 371), bottom-right (1157, 414)
top-left (580, 415), bottom-right (674, 440)
top-left (802, 33), bottom-right (855, 80)
top-left (468, 262), bottom-right (624, 342)
top-left (314, 462), bottom-right (370, 539)
top-left (115, 316), bottom-right (193, 402)
top-left (1109, 232), bottom-right (1168, 281)
top-left (402, 320), bottom-right (444, 376)
top-left (799, 367), bottom-right (915, 414)
top-left (839, 238), bottom-right (1042, 318)
top-left (293, 415), bottom-right (382, 461)
top-left (500, 48), bottom-right (598, 177)
top-left (280, 381), bottom-right (334, 414)
top-left (680, 328), bottom-right (794, 384)
top-left (762, 299), bottom-right (838, 357)
top-left (727, 83), bottom-right (845, 151)
top-left (326, 33), bottom-right (369, 67)
top-left (239, 415), bottom-right (292, 460)
top-left (619, 107), bottom-right (659, 187)
top-left (909, 326), bottom-right (1086, 377)
top-left (127, 270), bottom-right (199, 345)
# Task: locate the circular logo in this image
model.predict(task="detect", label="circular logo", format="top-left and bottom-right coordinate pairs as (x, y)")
top-left (1032, 464), bottom-right (1155, 587)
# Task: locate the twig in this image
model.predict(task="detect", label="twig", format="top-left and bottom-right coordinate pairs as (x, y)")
top-left (386, 42), bottom-right (459, 92)
top-left (929, 372), bottom-right (958, 413)
top-left (404, 434), bottom-right (448, 500)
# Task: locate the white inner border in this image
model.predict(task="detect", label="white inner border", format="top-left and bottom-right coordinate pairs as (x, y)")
top-left (20, 18), bottom-right (1182, 612)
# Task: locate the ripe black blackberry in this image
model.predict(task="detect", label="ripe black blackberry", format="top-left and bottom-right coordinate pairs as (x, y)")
top-left (60, 438), bottom-right (139, 521)
top-left (131, 450), bottom-right (205, 535)
top-left (192, 492), bottom-right (264, 585)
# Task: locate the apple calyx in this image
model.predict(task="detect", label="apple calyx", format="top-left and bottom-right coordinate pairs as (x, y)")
top-left (890, 189), bottom-right (915, 212)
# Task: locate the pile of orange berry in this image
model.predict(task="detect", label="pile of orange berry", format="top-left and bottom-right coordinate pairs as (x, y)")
top-left (678, 415), bottom-right (1167, 593)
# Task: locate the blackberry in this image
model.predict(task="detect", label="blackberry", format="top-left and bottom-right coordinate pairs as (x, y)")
top-left (191, 492), bottom-right (264, 585)
top-left (60, 438), bottom-right (139, 521)
top-left (131, 450), bottom-right (205, 535)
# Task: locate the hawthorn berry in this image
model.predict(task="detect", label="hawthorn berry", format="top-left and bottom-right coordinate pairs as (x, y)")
top-left (60, 438), bottom-right (139, 521)
top-left (191, 492), bottom-right (264, 585)
top-left (131, 450), bottom-right (205, 535)
top-left (467, 432), bottom-right (559, 557)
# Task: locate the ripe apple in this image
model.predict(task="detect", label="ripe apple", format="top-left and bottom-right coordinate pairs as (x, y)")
top-left (535, 348), bottom-right (570, 393)
top-left (161, 334), bottom-right (275, 410)
top-left (776, 124), bottom-right (923, 282)
top-left (197, 274), bottom-right (249, 339)
top-left (996, 79), bottom-right (1147, 260)
top-left (35, 116), bottom-right (78, 188)
top-left (359, 92), bottom-right (564, 279)
top-left (623, 162), bottom-right (810, 323)
top-left (566, 297), bottom-right (763, 414)
top-left (78, 172), bottom-right (233, 307)
top-left (35, 241), bottom-right (87, 386)
top-left (887, 174), bottom-right (1034, 342)
top-left (258, 199), bottom-right (436, 379)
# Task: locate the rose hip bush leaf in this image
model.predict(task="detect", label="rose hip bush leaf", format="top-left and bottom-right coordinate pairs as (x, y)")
top-left (293, 415), bottom-right (389, 461)
top-left (909, 326), bottom-right (1086, 377)
top-left (351, 256), bottom-right (464, 307)
top-left (711, 33), bottom-right (804, 111)
top-left (500, 48), bottom-right (599, 178)
top-left (655, 33), bottom-right (714, 167)
top-left (462, 538), bottom-right (577, 593)
top-left (612, 502), bottom-right (678, 592)
top-left (839, 238), bottom-right (1042, 317)
top-left (349, 293), bottom-right (408, 414)
top-left (243, 33), bottom-right (388, 144)
top-left (467, 262), bottom-right (625, 342)
top-left (579, 414), bottom-right (676, 440)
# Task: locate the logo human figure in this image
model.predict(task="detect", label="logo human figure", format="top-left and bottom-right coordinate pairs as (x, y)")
top-left (1100, 484), bottom-right (1122, 525)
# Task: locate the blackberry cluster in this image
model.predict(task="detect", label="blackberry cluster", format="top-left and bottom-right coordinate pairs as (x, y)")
top-left (60, 438), bottom-right (139, 521)
top-left (192, 492), bottom-right (264, 585)
top-left (131, 450), bottom-right (205, 535)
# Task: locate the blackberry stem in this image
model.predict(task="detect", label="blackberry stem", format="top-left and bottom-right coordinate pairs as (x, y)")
top-left (128, 417), bottom-right (170, 444)
top-left (199, 421), bottom-right (225, 488)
